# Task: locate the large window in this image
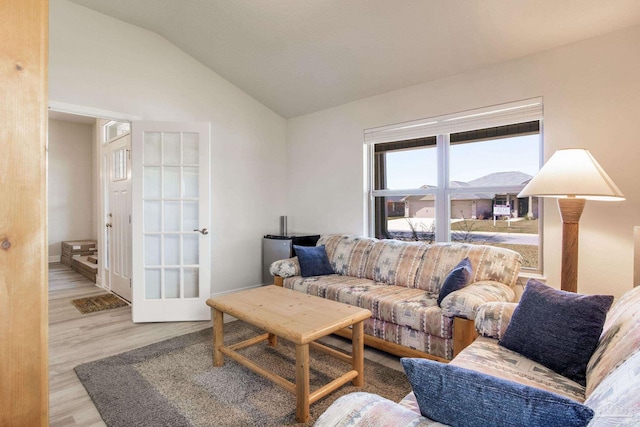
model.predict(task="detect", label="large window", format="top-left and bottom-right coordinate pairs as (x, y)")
top-left (368, 99), bottom-right (543, 272)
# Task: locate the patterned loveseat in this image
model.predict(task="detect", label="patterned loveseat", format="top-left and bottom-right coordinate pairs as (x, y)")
top-left (315, 285), bottom-right (640, 426)
top-left (270, 234), bottom-right (522, 361)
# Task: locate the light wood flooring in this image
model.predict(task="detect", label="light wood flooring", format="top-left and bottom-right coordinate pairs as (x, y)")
top-left (49, 263), bottom-right (210, 426)
top-left (48, 263), bottom-right (401, 427)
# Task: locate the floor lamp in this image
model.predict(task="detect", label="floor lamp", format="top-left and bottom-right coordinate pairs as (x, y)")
top-left (518, 149), bottom-right (625, 293)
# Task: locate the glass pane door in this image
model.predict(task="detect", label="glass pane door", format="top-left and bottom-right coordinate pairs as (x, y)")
top-left (143, 131), bottom-right (200, 300)
top-left (132, 122), bottom-right (210, 322)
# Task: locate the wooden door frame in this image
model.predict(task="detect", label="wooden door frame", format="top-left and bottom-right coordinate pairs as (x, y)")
top-left (0, 0), bottom-right (49, 425)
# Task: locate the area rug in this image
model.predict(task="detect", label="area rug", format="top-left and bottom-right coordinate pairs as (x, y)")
top-left (75, 321), bottom-right (411, 426)
top-left (71, 293), bottom-right (128, 314)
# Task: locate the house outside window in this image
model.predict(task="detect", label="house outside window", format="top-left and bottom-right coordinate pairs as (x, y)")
top-left (367, 99), bottom-right (543, 272)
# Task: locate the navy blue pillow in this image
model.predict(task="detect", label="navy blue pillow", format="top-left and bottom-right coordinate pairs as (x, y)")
top-left (437, 257), bottom-right (472, 306)
top-left (499, 279), bottom-right (614, 386)
top-left (294, 245), bottom-right (334, 277)
top-left (401, 357), bottom-right (594, 427)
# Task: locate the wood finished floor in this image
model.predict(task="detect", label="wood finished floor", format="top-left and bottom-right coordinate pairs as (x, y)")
top-left (49, 263), bottom-right (210, 426)
top-left (48, 263), bottom-right (401, 426)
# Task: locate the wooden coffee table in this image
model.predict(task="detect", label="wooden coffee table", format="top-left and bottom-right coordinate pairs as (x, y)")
top-left (206, 285), bottom-right (372, 423)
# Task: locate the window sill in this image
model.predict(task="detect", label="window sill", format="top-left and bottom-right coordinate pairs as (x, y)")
top-left (514, 271), bottom-right (546, 300)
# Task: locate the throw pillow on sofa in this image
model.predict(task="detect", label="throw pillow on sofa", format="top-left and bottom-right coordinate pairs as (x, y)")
top-left (437, 257), bottom-right (472, 306)
top-left (293, 245), bottom-right (334, 277)
top-left (499, 279), bottom-right (614, 386)
top-left (401, 357), bottom-right (594, 427)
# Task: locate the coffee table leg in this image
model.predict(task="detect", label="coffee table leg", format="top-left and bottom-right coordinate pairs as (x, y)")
top-left (213, 308), bottom-right (224, 367)
top-left (295, 343), bottom-right (310, 423)
top-left (352, 320), bottom-right (365, 386)
top-left (268, 333), bottom-right (278, 347)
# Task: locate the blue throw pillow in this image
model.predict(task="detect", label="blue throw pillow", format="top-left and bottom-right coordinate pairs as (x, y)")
top-left (499, 279), bottom-right (614, 386)
top-left (294, 245), bottom-right (334, 277)
top-left (437, 257), bottom-right (472, 306)
top-left (401, 357), bottom-right (594, 427)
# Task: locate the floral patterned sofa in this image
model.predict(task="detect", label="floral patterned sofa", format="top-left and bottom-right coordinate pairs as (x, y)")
top-left (314, 285), bottom-right (640, 426)
top-left (270, 234), bottom-right (522, 361)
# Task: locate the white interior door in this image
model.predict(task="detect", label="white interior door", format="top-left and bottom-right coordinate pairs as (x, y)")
top-left (131, 122), bottom-right (211, 322)
top-left (109, 133), bottom-right (132, 301)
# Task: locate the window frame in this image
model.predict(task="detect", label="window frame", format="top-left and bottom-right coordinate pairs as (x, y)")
top-left (366, 100), bottom-right (544, 274)
top-left (103, 120), bottom-right (131, 144)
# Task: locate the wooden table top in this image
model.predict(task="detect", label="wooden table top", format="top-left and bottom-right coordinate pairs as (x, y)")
top-left (206, 285), bottom-right (371, 345)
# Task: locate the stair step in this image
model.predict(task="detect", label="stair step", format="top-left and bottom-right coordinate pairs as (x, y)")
top-left (71, 255), bottom-right (98, 283)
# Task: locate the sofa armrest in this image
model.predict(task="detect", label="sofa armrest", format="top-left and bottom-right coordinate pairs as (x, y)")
top-left (474, 302), bottom-right (518, 340)
top-left (440, 280), bottom-right (516, 320)
top-left (314, 392), bottom-right (441, 427)
top-left (269, 257), bottom-right (300, 278)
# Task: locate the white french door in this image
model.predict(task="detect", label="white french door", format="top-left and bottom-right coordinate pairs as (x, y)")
top-left (131, 122), bottom-right (211, 322)
top-left (108, 133), bottom-right (132, 301)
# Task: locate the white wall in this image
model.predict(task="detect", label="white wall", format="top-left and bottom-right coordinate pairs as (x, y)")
top-left (50, 0), bottom-right (287, 294)
top-left (286, 25), bottom-right (640, 298)
top-left (48, 119), bottom-right (95, 260)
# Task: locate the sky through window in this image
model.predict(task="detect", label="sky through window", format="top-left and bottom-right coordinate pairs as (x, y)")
top-left (385, 134), bottom-right (539, 189)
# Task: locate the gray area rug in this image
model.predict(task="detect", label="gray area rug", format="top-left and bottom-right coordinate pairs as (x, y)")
top-left (75, 321), bottom-right (411, 426)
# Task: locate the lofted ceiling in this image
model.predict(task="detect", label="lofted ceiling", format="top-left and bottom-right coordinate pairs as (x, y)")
top-left (67, 0), bottom-right (640, 118)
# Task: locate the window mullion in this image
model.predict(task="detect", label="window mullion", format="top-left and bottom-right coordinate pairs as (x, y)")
top-left (435, 134), bottom-right (450, 242)
top-left (366, 144), bottom-right (374, 237)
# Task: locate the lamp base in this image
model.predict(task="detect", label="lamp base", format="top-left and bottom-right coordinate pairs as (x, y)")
top-left (558, 198), bottom-right (585, 293)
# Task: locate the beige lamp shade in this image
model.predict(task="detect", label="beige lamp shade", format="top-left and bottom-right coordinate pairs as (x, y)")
top-left (518, 149), bottom-right (625, 201)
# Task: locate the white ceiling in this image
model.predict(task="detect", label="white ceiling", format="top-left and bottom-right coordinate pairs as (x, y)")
top-left (67, 0), bottom-right (640, 118)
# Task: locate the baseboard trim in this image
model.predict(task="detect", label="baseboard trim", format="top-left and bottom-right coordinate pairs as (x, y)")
top-left (210, 283), bottom-right (262, 298)
top-left (49, 255), bottom-right (61, 263)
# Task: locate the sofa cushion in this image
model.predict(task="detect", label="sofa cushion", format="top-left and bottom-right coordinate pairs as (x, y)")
top-left (415, 243), bottom-right (522, 294)
top-left (401, 357), bottom-right (594, 427)
top-left (365, 318), bottom-right (453, 360)
top-left (269, 256), bottom-right (300, 278)
top-left (475, 301), bottom-right (518, 340)
top-left (586, 285), bottom-right (640, 396)
top-left (363, 240), bottom-right (429, 288)
top-left (284, 276), bottom-right (454, 359)
top-left (452, 337), bottom-right (586, 402)
top-left (584, 349), bottom-right (640, 425)
top-left (285, 275), bottom-right (452, 339)
top-left (318, 234), bottom-right (376, 278)
top-left (367, 288), bottom-right (452, 338)
top-left (398, 391), bottom-right (421, 414)
top-left (283, 274), bottom-right (375, 300)
top-left (499, 280), bottom-right (613, 386)
top-left (314, 392), bottom-right (440, 427)
top-left (293, 245), bottom-right (334, 277)
top-left (439, 280), bottom-right (516, 319)
top-left (437, 257), bottom-right (472, 306)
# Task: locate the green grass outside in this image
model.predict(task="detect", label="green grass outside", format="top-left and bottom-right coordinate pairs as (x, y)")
top-left (451, 219), bottom-right (538, 234)
top-left (386, 217), bottom-right (539, 268)
top-left (490, 243), bottom-right (539, 269)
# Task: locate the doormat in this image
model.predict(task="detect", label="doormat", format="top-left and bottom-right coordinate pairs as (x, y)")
top-left (71, 293), bottom-right (128, 314)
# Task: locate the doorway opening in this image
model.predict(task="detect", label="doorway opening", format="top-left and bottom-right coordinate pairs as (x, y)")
top-left (48, 103), bottom-right (212, 322)
top-left (47, 108), bottom-right (133, 302)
